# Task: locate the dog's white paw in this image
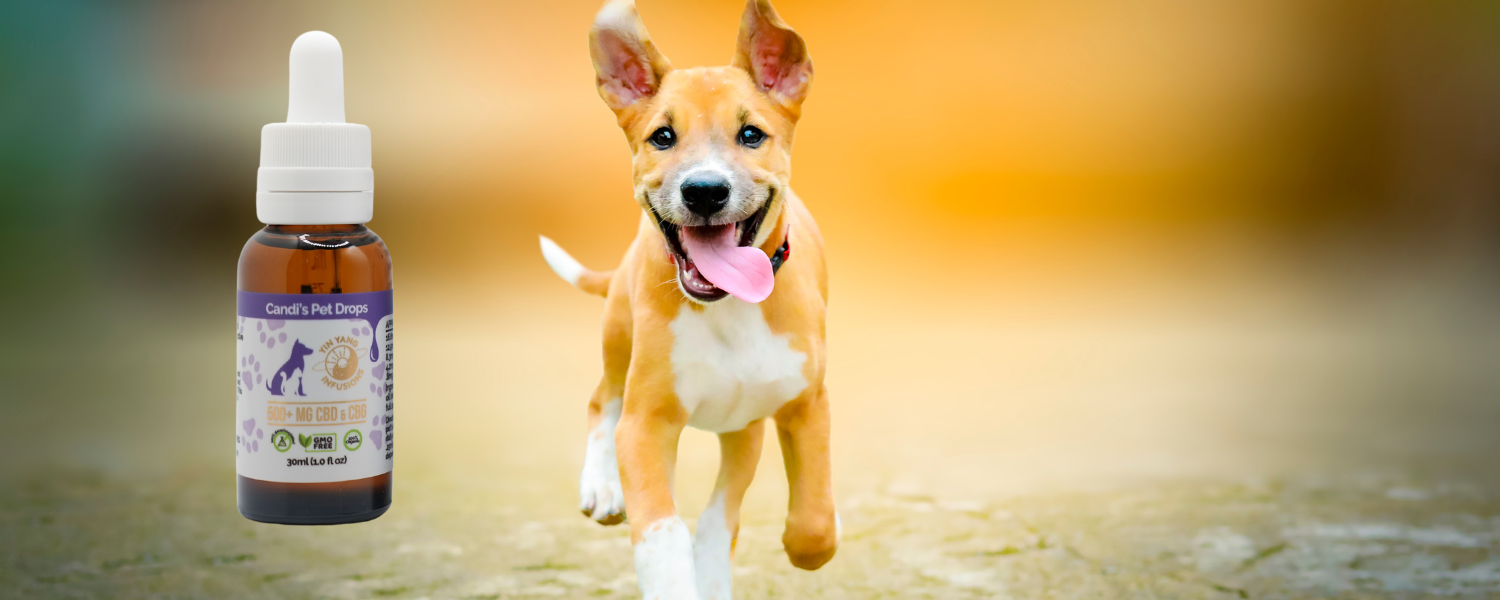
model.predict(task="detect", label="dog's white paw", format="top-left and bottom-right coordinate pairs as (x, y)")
top-left (579, 458), bottom-right (625, 525)
top-left (637, 517), bottom-right (701, 600)
top-left (580, 399), bottom-right (626, 525)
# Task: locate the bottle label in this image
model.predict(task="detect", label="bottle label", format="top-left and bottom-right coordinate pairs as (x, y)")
top-left (235, 290), bottom-right (393, 483)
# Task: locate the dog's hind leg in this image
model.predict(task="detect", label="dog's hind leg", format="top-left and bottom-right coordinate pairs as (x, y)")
top-left (579, 379), bottom-right (626, 525)
top-left (694, 420), bottom-right (765, 600)
top-left (775, 384), bottom-right (839, 570)
top-left (580, 292), bottom-right (632, 525)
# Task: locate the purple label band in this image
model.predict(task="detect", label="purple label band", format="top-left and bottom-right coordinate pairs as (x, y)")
top-left (238, 290), bottom-right (392, 363)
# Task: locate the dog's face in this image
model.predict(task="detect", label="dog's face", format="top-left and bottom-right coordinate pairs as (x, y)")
top-left (630, 67), bottom-right (788, 236)
top-left (591, 0), bottom-right (812, 303)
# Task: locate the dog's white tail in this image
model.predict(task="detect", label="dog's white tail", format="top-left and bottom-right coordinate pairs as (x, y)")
top-left (539, 235), bottom-right (612, 297)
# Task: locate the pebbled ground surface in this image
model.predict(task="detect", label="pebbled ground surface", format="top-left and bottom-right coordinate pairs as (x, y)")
top-left (4, 469), bottom-right (1500, 599)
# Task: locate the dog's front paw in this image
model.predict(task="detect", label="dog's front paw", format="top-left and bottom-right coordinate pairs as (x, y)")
top-left (579, 467), bottom-right (626, 525)
top-left (579, 431), bottom-right (626, 525)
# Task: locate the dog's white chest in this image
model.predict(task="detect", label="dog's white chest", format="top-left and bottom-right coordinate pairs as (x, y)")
top-left (670, 300), bottom-right (808, 433)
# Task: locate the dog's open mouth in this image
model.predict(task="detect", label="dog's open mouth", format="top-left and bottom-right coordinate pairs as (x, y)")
top-left (658, 201), bottom-right (773, 303)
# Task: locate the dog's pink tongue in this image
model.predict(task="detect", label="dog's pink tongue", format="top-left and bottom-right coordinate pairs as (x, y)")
top-left (681, 224), bottom-right (774, 303)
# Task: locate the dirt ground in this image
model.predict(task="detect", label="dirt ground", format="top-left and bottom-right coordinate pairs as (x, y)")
top-left (4, 282), bottom-right (1500, 599)
top-left (6, 467), bottom-right (1500, 599)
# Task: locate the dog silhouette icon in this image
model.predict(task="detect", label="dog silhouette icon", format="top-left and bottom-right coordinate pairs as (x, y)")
top-left (266, 339), bottom-right (314, 397)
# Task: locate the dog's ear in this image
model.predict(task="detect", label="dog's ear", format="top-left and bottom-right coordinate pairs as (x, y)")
top-left (732, 0), bottom-right (813, 109)
top-left (589, 0), bottom-right (673, 112)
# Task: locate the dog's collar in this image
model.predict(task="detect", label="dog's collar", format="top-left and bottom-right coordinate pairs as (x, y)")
top-left (770, 230), bottom-right (790, 275)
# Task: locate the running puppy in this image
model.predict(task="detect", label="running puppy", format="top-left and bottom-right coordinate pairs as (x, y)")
top-left (539, 0), bottom-right (833, 597)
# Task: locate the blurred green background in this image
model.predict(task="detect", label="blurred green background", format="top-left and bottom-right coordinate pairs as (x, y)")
top-left (3, 1), bottom-right (1500, 598)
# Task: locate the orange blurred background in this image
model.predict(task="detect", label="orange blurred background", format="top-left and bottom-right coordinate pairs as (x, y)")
top-left (3, 0), bottom-right (1500, 502)
top-left (9, 0), bottom-right (1499, 299)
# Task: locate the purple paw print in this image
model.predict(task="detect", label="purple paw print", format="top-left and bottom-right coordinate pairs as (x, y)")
top-left (260, 324), bottom-right (285, 349)
top-left (240, 420), bottom-right (263, 454)
top-left (239, 355), bottom-right (262, 392)
top-left (240, 351), bottom-right (264, 393)
top-left (371, 431), bottom-right (383, 450)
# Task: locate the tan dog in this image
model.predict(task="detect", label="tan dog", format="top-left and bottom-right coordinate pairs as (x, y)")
top-left (538, 0), bottom-right (833, 597)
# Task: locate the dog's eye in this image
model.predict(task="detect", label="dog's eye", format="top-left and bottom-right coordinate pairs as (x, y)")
top-left (647, 127), bottom-right (676, 150)
top-left (737, 125), bottom-right (767, 148)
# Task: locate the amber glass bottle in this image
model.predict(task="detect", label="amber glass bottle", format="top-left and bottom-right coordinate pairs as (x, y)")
top-left (237, 225), bottom-right (393, 524)
top-left (237, 31), bottom-right (393, 524)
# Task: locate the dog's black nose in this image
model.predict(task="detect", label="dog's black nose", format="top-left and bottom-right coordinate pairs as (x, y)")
top-left (681, 176), bottom-right (731, 217)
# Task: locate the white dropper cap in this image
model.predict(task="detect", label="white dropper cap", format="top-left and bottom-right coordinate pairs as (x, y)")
top-left (257, 31), bottom-right (374, 225)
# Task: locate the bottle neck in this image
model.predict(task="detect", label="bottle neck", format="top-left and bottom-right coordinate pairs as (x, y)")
top-left (252, 223), bottom-right (381, 251)
top-left (265, 223), bottom-right (367, 235)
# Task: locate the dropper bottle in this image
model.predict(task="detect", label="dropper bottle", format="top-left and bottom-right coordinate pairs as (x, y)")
top-left (236, 31), bottom-right (394, 525)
